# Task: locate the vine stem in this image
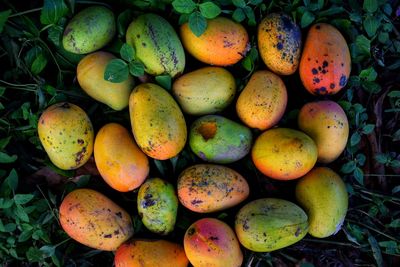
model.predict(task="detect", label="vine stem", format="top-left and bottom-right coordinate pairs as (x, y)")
top-left (8, 7), bottom-right (42, 18)
top-left (346, 219), bottom-right (400, 242)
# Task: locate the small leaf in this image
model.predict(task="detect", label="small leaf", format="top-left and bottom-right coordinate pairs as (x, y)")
top-left (341, 161), bottom-right (356, 174)
top-left (353, 167), bottom-right (364, 185)
top-left (18, 229), bottom-right (33, 242)
top-left (375, 153), bottom-right (389, 164)
top-left (104, 59), bottom-right (129, 83)
top-left (243, 6), bottom-right (256, 26)
top-left (356, 153), bottom-right (366, 166)
top-left (355, 35), bottom-right (371, 55)
top-left (31, 53), bottom-right (48, 75)
top-left (155, 75), bottom-right (172, 90)
top-left (363, 0), bottom-right (378, 13)
top-left (0, 152), bottom-right (17, 163)
top-left (363, 15), bottom-right (380, 37)
top-left (392, 185), bottom-right (400, 194)
top-left (362, 124), bottom-right (375, 134)
top-left (232, 0), bottom-right (246, 8)
top-left (0, 10), bottom-right (11, 33)
top-left (359, 67), bottom-right (377, 81)
top-left (382, 3), bottom-right (392, 15)
top-left (40, 0), bottom-right (69, 25)
top-left (350, 132), bottom-right (361, 146)
top-left (318, 7), bottom-right (345, 17)
top-left (390, 160), bottom-right (400, 168)
top-left (154, 159), bottom-right (167, 177)
top-left (362, 81), bottom-right (381, 94)
top-left (199, 2), bottom-right (221, 19)
top-left (14, 194), bottom-right (35, 205)
top-left (301, 11), bottom-right (315, 28)
top-left (393, 129), bottom-right (400, 141)
top-left (129, 60), bottom-right (145, 77)
top-left (15, 205), bottom-right (30, 222)
top-left (117, 10), bottom-right (133, 37)
top-left (189, 11), bottom-right (207, 37)
top-left (242, 56), bottom-right (253, 71)
top-left (120, 43), bottom-right (135, 62)
top-left (368, 234), bottom-right (384, 267)
top-left (249, 0), bottom-right (263, 4)
top-left (232, 8), bottom-right (246, 22)
top-left (172, 0), bottom-right (197, 14)
top-left (386, 219), bottom-right (400, 228)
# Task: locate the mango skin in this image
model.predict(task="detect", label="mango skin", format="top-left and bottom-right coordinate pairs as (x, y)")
top-left (180, 17), bottom-right (249, 66)
top-left (252, 128), bottom-right (318, 180)
top-left (172, 67), bottom-right (236, 115)
top-left (63, 6), bottom-right (116, 54)
top-left (126, 13), bottom-right (185, 77)
top-left (137, 178), bottom-right (178, 235)
top-left (235, 198), bottom-right (308, 252)
top-left (177, 164), bottom-right (249, 213)
top-left (94, 123), bottom-right (149, 192)
top-left (296, 167), bottom-right (349, 238)
top-left (189, 115), bottom-right (252, 164)
top-left (129, 83), bottom-right (187, 160)
top-left (115, 239), bottom-right (189, 267)
top-left (184, 218), bottom-right (243, 267)
top-left (258, 13), bottom-right (302, 75)
top-left (59, 189), bottom-right (133, 251)
top-left (38, 102), bottom-right (94, 170)
top-left (299, 23), bottom-right (351, 95)
top-left (298, 100), bottom-right (349, 163)
top-left (236, 70), bottom-right (287, 131)
top-left (77, 52), bottom-right (134, 110)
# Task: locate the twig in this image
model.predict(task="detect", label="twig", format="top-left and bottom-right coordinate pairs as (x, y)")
top-left (346, 219), bottom-right (400, 242)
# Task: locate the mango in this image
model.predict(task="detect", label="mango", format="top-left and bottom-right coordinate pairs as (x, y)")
top-left (129, 83), bottom-right (187, 160)
top-left (235, 198), bottom-right (308, 252)
top-left (63, 6), bottom-right (116, 54)
top-left (252, 128), bottom-right (317, 180)
top-left (236, 70), bottom-right (287, 130)
top-left (189, 115), bottom-right (252, 164)
top-left (184, 218), bottom-right (243, 267)
top-left (137, 178), bottom-right (178, 235)
top-left (126, 13), bottom-right (185, 77)
top-left (296, 167), bottom-right (349, 238)
top-left (94, 123), bottom-right (149, 192)
top-left (298, 100), bottom-right (349, 163)
top-left (77, 51), bottom-right (134, 110)
top-left (59, 188), bottom-right (133, 251)
top-left (177, 164), bottom-right (249, 213)
top-left (115, 239), bottom-right (189, 267)
top-left (172, 67), bottom-right (236, 115)
top-left (180, 17), bottom-right (249, 66)
top-left (258, 13), bottom-right (302, 75)
top-left (38, 102), bottom-right (94, 170)
top-left (299, 23), bottom-right (351, 95)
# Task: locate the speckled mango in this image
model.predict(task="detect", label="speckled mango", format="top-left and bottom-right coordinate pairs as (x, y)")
top-left (252, 128), bottom-right (317, 180)
top-left (299, 23), bottom-right (351, 95)
top-left (129, 83), bottom-right (187, 160)
top-left (172, 67), bottom-right (236, 115)
top-left (77, 51), bottom-right (134, 110)
top-left (235, 198), bottom-right (308, 252)
top-left (189, 115), bottom-right (252, 164)
top-left (298, 101), bottom-right (349, 163)
top-left (236, 70), bottom-right (287, 131)
top-left (59, 189), bottom-right (133, 251)
top-left (115, 239), bottom-right (189, 267)
top-left (137, 178), bottom-right (178, 235)
top-left (126, 13), bottom-right (185, 77)
top-left (296, 167), bottom-right (349, 238)
top-left (177, 164), bottom-right (249, 213)
top-left (63, 6), bottom-right (116, 54)
top-left (184, 218), bottom-right (243, 267)
top-left (180, 17), bottom-right (249, 66)
top-left (258, 13), bottom-right (302, 75)
top-left (38, 102), bottom-right (94, 170)
top-left (94, 123), bottom-right (149, 192)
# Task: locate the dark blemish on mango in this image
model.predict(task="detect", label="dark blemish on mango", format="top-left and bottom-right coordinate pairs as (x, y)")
top-left (339, 75), bottom-right (347, 86)
top-left (295, 227), bottom-right (301, 237)
top-left (115, 212), bottom-right (122, 218)
top-left (61, 102), bottom-right (70, 109)
top-left (41, 119), bottom-right (45, 124)
top-left (197, 122), bottom-right (217, 141)
top-left (75, 146), bottom-right (87, 165)
top-left (142, 42), bottom-right (146, 47)
top-left (322, 61), bottom-right (328, 67)
top-left (142, 194), bottom-right (156, 207)
top-left (243, 220), bottom-right (249, 230)
top-left (187, 227), bottom-right (195, 236)
top-left (313, 77), bottom-right (320, 84)
top-left (136, 34), bottom-right (140, 38)
top-left (114, 230), bottom-right (120, 235)
top-left (209, 236), bottom-right (219, 241)
top-left (316, 25), bottom-right (321, 30)
top-left (276, 42), bottom-right (283, 50)
top-left (103, 234), bottom-right (112, 238)
top-left (330, 83), bottom-right (335, 89)
top-left (77, 139), bottom-right (84, 145)
top-left (191, 199), bottom-right (203, 205)
top-left (311, 68), bottom-right (318, 75)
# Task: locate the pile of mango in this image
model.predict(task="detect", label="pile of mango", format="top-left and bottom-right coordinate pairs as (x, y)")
top-left (38, 5), bottom-right (351, 267)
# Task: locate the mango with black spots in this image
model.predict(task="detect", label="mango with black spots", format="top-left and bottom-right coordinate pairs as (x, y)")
top-left (63, 6), bottom-right (116, 54)
top-left (137, 178), bottom-right (178, 235)
top-left (189, 115), bottom-right (252, 164)
top-left (177, 164), bottom-right (249, 213)
top-left (258, 13), bottom-right (302, 75)
top-left (129, 83), bottom-right (187, 160)
top-left (126, 13), bottom-right (185, 77)
top-left (296, 167), bottom-right (349, 238)
top-left (38, 102), bottom-right (94, 170)
top-left (59, 189), bottom-right (133, 251)
top-left (299, 23), bottom-right (351, 95)
top-left (235, 198), bottom-right (308, 252)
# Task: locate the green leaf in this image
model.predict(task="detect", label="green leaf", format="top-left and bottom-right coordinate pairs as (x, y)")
top-left (199, 2), bottom-right (221, 19)
top-left (18, 229), bottom-right (33, 242)
top-left (189, 11), bottom-right (207, 37)
top-left (382, 3), bottom-right (392, 15)
top-left (104, 59), bottom-right (129, 83)
top-left (0, 86), bottom-right (5, 96)
top-left (155, 75), bottom-right (172, 90)
top-left (0, 10), bottom-right (11, 33)
top-left (350, 132), bottom-right (361, 146)
top-left (243, 6), bottom-right (256, 26)
top-left (393, 129), bottom-right (400, 141)
top-left (249, 0), bottom-right (263, 4)
top-left (154, 159), bottom-right (168, 177)
top-left (378, 241), bottom-right (399, 254)
top-left (363, 0), bottom-right (378, 13)
top-left (232, 0), bottom-right (246, 8)
top-left (0, 152), bottom-right (17, 163)
top-left (387, 219), bottom-right (400, 228)
top-left (387, 90), bottom-right (400, 98)
top-left (120, 43), bottom-right (135, 62)
top-left (0, 198), bottom-right (13, 209)
top-left (232, 8), bottom-right (246, 22)
top-left (117, 10), bottom-right (133, 37)
top-left (40, 245), bottom-right (56, 256)
top-left (341, 161), bottom-right (356, 174)
top-left (362, 81), bottom-right (381, 94)
top-left (362, 124), bottom-right (375, 134)
top-left (48, 24), bottom-right (64, 47)
top-left (368, 234), bottom-right (384, 267)
top-left (392, 185), bottom-right (400, 194)
top-left (378, 32), bottom-right (389, 44)
top-left (301, 11), bottom-right (315, 28)
top-left (390, 160), bottom-right (400, 168)
top-left (129, 60), bottom-right (145, 77)
top-left (14, 194), bottom-right (35, 205)
top-left (26, 247), bottom-right (44, 262)
top-left (318, 7), bottom-right (345, 17)
top-left (355, 35), bottom-right (371, 55)
top-left (15, 205), bottom-right (30, 222)
top-left (354, 167), bottom-right (364, 185)
top-left (40, 0), bottom-right (69, 25)
top-left (172, 0), bottom-right (197, 14)
top-left (242, 56), bottom-right (253, 71)
top-left (359, 67), bottom-right (377, 81)
top-left (31, 53), bottom-right (48, 75)
top-left (363, 15), bottom-right (380, 37)
top-left (375, 153), bottom-right (389, 164)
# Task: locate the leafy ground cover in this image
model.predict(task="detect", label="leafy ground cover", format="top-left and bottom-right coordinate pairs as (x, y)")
top-left (0, 0), bottom-right (399, 266)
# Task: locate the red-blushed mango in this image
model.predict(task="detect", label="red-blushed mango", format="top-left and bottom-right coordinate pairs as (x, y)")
top-left (115, 239), bottom-right (189, 267)
top-left (296, 167), bottom-right (349, 238)
top-left (59, 189), bottom-right (133, 251)
top-left (172, 67), bottom-right (236, 115)
top-left (38, 102), bottom-right (94, 170)
top-left (236, 70), bottom-right (287, 130)
top-left (77, 52), bottom-right (134, 110)
top-left (298, 100), bottom-right (349, 163)
top-left (258, 13), bottom-right (302, 75)
top-left (184, 218), bottom-right (243, 267)
top-left (252, 128), bottom-right (318, 180)
top-left (129, 83), bottom-right (187, 160)
top-left (94, 123), bottom-right (149, 192)
top-left (299, 23), bottom-right (351, 95)
top-left (177, 164), bottom-right (249, 213)
top-left (180, 17), bottom-right (249, 66)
